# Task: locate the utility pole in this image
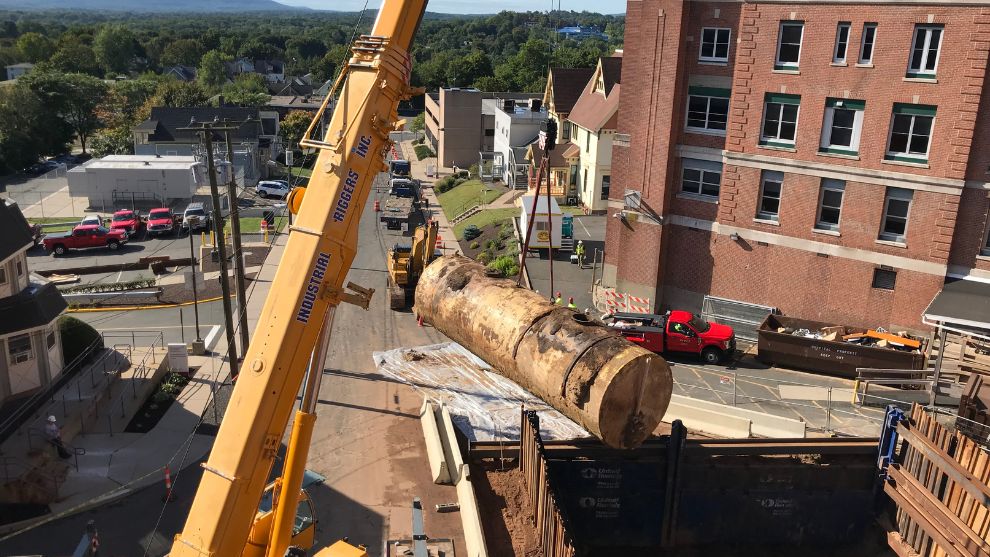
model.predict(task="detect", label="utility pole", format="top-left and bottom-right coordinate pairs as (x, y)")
top-left (223, 124), bottom-right (251, 351)
top-left (181, 119), bottom-right (239, 379)
top-left (188, 229), bottom-right (205, 354)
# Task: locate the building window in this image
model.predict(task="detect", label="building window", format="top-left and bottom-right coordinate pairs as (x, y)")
top-left (484, 128), bottom-right (495, 137)
top-left (0, 266), bottom-right (6, 285)
top-left (700, 28), bottom-right (731, 62)
top-left (582, 170), bottom-right (587, 193)
top-left (859, 23), bottom-right (877, 64)
top-left (983, 223), bottom-right (990, 256)
top-left (686, 87), bottom-right (730, 134)
top-left (8, 334), bottom-right (32, 365)
top-left (819, 98), bottom-right (865, 156)
top-left (775, 21), bottom-right (804, 70)
top-left (680, 158), bottom-right (722, 199)
top-left (757, 171), bottom-right (783, 221)
top-left (815, 179), bottom-right (845, 231)
top-left (833, 22), bottom-right (850, 63)
top-left (601, 175), bottom-right (611, 200)
top-left (560, 121), bottom-right (569, 140)
top-left (872, 268), bottom-right (897, 290)
top-left (908, 25), bottom-right (943, 78)
top-left (46, 330), bottom-right (56, 350)
top-left (760, 93), bottom-right (800, 147)
top-left (16, 259), bottom-right (23, 276)
top-left (879, 188), bottom-right (912, 243)
top-left (585, 130), bottom-right (590, 152)
top-left (886, 104), bottom-right (936, 163)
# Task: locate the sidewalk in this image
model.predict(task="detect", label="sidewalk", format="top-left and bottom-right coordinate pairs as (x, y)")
top-left (1, 232), bottom-right (290, 531)
top-left (395, 141), bottom-right (459, 254)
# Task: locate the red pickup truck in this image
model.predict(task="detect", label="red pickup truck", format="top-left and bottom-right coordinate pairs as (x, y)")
top-left (109, 210), bottom-right (144, 237)
top-left (603, 310), bottom-right (736, 364)
top-left (43, 224), bottom-right (128, 256)
top-left (146, 208), bottom-right (180, 237)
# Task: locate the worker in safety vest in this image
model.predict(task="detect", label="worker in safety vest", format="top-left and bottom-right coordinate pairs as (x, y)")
top-left (567, 297), bottom-right (577, 309)
top-left (554, 292), bottom-right (563, 305)
top-left (575, 240), bottom-right (586, 268)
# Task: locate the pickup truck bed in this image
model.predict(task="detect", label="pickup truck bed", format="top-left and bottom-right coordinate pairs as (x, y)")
top-left (380, 197), bottom-right (416, 230)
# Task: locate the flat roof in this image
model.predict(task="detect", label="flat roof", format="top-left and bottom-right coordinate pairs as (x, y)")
top-left (74, 155), bottom-right (200, 171)
top-left (923, 278), bottom-right (990, 331)
top-left (520, 195), bottom-right (562, 215)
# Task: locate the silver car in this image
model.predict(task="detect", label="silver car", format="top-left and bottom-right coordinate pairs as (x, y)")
top-left (182, 203), bottom-right (211, 231)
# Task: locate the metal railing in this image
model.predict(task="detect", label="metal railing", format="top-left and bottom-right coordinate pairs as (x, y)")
top-left (100, 332), bottom-right (165, 436)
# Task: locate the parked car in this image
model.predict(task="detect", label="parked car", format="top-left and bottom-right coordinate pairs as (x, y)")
top-left (51, 154), bottom-right (80, 168)
top-left (256, 180), bottom-right (290, 199)
top-left (109, 210), bottom-right (144, 236)
top-left (182, 203), bottom-right (211, 231)
top-left (389, 178), bottom-right (419, 200)
top-left (147, 207), bottom-right (180, 237)
top-left (43, 225), bottom-right (127, 256)
top-left (81, 214), bottom-right (104, 227)
top-left (602, 310), bottom-right (737, 364)
top-left (27, 160), bottom-right (60, 176)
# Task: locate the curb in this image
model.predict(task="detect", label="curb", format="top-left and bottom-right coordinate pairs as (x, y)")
top-left (67, 295), bottom-right (232, 313)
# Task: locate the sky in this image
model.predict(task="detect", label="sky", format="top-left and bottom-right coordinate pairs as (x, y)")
top-left (276, 0), bottom-right (626, 15)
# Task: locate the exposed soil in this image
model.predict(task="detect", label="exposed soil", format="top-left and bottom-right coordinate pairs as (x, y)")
top-left (124, 370), bottom-right (194, 433)
top-left (472, 460), bottom-right (543, 557)
top-left (460, 222), bottom-right (515, 260)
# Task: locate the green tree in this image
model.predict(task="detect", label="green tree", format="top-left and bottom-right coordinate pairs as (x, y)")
top-left (285, 37), bottom-right (326, 61)
top-left (94, 25), bottom-right (137, 75)
top-left (98, 77), bottom-right (160, 128)
top-left (409, 112), bottom-right (425, 134)
top-left (48, 43), bottom-right (102, 76)
top-left (237, 40), bottom-right (282, 61)
top-left (161, 38), bottom-right (204, 68)
top-left (312, 44), bottom-right (349, 83)
top-left (447, 51), bottom-right (493, 88)
top-left (136, 80), bottom-right (209, 121)
top-left (221, 73), bottom-right (269, 107)
top-left (91, 125), bottom-right (135, 157)
top-left (22, 72), bottom-right (108, 154)
top-left (197, 50), bottom-right (229, 93)
top-left (16, 32), bottom-right (54, 63)
top-left (0, 21), bottom-right (17, 39)
top-left (280, 110), bottom-right (312, 150)
top-left (0, 85), bottom-right (47, 174)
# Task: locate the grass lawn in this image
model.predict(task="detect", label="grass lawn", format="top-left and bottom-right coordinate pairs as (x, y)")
top-left (229, 216), bottom-right (289, 234)
top-left (559, 205), bottom-right (587, 215)
top-left (437, 180), bottom-right (507, 220)
top-left (29, 216), bottom-right (84, 233)
top-left (453, 207), bottom-right (518, 240)
top-left (289, 166), bottom-right (312, 179)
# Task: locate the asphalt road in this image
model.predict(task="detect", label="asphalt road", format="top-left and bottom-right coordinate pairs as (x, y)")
top-left (74, 299), bottom-right (226, 346)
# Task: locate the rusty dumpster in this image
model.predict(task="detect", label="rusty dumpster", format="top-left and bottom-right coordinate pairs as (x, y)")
top-left (757, 314), bottom-right (927, 378)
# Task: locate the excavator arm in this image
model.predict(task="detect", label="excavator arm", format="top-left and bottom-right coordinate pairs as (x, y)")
top-left (171, 1), bottom-right (428, 555)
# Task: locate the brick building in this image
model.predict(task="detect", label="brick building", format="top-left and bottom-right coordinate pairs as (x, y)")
top-left (604, 0), bottom-right (990, 331)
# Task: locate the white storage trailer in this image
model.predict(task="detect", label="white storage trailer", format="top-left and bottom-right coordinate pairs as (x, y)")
top-left (67, 155), bottom-right (203, 209)
top-left (519, 194), bottom-right (563, 250)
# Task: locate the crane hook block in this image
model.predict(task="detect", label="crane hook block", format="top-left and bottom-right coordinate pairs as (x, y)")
top-left (287, 187), bottom-right (306, 215)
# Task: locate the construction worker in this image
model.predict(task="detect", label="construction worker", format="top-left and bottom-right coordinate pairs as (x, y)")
top-left (45, 416), bottom-right (70, 459)
top-left (554, 291), bottom-right (563, 305)
top-left (567, 297), bottom-right (577, 310)
top-left (575, 240), bottom-right (586, 268)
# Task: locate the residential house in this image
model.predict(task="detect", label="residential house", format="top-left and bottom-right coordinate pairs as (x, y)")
top-left (605, 0), bottom-right (990, 332)
top-left (557, 26), bottom-right (609, 41)
top-left (225, 58), bottom-right (285, 84)
top-left (491, 97), bottom-right (548, 188)
top-left (5, 63), bottom-right (33, 81)
top-left (532, 66), bottom-right (595, 202)
top-left (165, 65), bottom-right (197, 82)
top-left (132, 106), bottom-right (281, 183)
top-left (267, 75), bottom-right (318, 97)
top-left (567, 55), bottom-right (621, 213)
top-left (0, 200), bottom-right (67, 403)
top-left (424, 88), bottom-right (541, 170)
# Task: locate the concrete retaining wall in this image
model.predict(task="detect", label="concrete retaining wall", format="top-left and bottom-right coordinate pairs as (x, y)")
top-left (669, 394), bottom-right (806, 438)
top-left (419, 399), bottom-right (452, 485)
top-left (663, 399), bottom-right (752, 439)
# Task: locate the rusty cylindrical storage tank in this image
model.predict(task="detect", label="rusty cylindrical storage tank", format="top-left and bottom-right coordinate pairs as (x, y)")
top-left (415, 255), bottom-right (672, 449)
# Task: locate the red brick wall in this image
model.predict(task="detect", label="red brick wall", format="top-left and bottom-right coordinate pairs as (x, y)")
top-left (948, 187), bottom-right (990, 271)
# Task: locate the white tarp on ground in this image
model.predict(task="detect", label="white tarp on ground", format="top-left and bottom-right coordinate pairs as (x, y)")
top-left (373, 342), bottom-right (589, 442)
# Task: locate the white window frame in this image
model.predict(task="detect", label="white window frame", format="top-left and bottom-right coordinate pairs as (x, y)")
top-left (680, 158), bottom-right (723, 199)
top-left (908, 24), bottom-right (943, 77)
top-left (775, 21), bottom-right (804, 69)
top-left (757, 170), bottom-right (784, 221)
top-left (685, 90), bottom-right (730, 135)
top-left (819, 100), bottom-right (865, 155)
top-left (886, 106), bottom-right (935, 162)
top-left (879, 188), bottom-right (913, 243)
top-left (833, 22), bottom-right (851, 64)
top-left (699, 27), bottom-right (731, 63)
top-left (8, 333), bottom-right (33, 365)
top-left (0, 266), bottom-right (6, 285)
top-left (600, 175), bottom-right (611, 201)
top-left (859, 23), bottom-right (877, 64)
top-left (815, 179), bottom-right (845, 232)
top-left (760, 97), bottom-right (800, 146)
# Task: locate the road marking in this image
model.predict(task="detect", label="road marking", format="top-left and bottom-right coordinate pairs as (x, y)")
top-left (96, 325), bottom-right (222, 331)
top-left (578, 217), bottom-right (590, 238)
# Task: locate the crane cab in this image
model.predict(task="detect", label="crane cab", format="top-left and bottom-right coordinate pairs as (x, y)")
top-left (243, 481), bottom-right (318, 557)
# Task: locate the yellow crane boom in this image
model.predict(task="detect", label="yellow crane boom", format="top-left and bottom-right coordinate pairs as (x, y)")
top-left (171, 0), bottom-right (428, 554)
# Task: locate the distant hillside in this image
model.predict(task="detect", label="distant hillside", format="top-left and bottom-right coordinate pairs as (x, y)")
top-left (0, 0), bottom-right (305, 12)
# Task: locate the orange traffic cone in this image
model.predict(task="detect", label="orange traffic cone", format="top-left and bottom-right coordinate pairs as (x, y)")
top-left (374, 199), bottom-right (381, 212)
top-left (417, 315), bottom-right (424, 327)
top-left (162, 465), bottom-right (174, 502)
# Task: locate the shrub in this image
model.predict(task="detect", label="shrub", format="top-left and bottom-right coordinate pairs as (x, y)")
top-left (59, 315), bottom-right (103, 365)
top-left (486, 239), bottom-right (503, 251)
top-left (469, 241), bottom-right (480, 249)
top-left (468, 163), bottom-right (479, 178)
top-left (463, 224), bottom-right (482, 240)
top-left (413, 144), bottom-right (434, 160)
top-left (435, 175), bottom-right (460, 193)
top-left (488, 255), bottom-right (519, 278)
top-left (476, 251), bottom-right (490, 264)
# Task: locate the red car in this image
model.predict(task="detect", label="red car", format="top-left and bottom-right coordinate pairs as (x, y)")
top-left (109, 210), bottom-right (145, 237)
top-left (43, 224), bottom-right (128, 256)
top-left (603, 310), bottom-right (736, 364)
top-left (146, 208), bottom-right (180, 237)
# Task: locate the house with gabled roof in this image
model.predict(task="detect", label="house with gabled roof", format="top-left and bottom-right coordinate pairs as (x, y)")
top-left (566, 54), bottom-right (621, 212)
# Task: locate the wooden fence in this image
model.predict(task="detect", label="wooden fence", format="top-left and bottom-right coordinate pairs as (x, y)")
top-left (885, 404), bottom-right (990, 557)
top-left (519, 411), bottom-right (577, 557)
